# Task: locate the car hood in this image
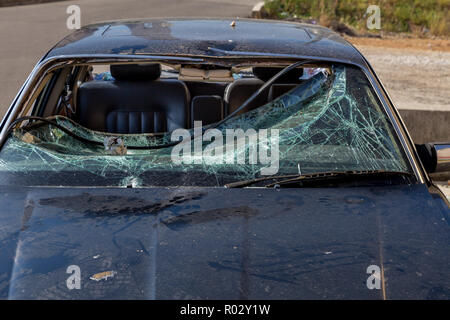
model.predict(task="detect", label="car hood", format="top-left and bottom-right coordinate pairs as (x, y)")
top-left (0, 184), bottom-right (448, 299)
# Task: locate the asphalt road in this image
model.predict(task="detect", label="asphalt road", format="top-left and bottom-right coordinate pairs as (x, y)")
top-left (0, 0), bottom-right (257, 115)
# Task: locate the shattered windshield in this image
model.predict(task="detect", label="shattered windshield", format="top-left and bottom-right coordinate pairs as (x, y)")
top-left (0, 64), bottom-right (412, 187)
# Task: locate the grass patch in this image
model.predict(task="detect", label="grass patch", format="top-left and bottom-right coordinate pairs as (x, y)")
top-left (264, 0), bottom-right (450, 36)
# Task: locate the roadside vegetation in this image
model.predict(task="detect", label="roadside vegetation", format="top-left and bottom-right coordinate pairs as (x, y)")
top-left (264, 0), bottom-right (449, 36)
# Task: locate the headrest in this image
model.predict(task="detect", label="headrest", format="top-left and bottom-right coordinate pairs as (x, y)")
top-left (252, 67), bottom-right (304, 83)
top-left (110, 63), bottom-right (161, 81)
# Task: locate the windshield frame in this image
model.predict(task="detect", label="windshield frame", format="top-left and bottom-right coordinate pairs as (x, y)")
top-left (0, 54), bottom-right (427, 186)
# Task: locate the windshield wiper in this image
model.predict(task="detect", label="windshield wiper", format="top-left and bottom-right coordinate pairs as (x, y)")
top-left (225, 170), bottom-right (415, 188)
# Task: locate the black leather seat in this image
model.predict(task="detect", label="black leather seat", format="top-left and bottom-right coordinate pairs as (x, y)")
top-left (224, 79), bottom-right (266, 116)
top-left (268, 84), bottom-right (298, 101)
top-left (76, 64), bottom-right (190, 134)
top-left (224, 67), bottom-right (304, 116)
top-left (185, 81), bottom-right (228, 99)
top-left (191, 95), bottom-right (224, 127)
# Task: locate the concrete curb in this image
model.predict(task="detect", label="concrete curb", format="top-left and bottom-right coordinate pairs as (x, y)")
top-left (434, 181), bottom-right (450, 201)
top-left (251, 1), bottom-right (267, 19)
top-left (399, 109), bottom-right (450, 144)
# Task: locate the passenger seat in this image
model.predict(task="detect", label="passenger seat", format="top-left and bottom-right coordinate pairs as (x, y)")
top-left (224, 78), bottom-right (266, 116)
top-left (76, 63), bottom-right (190, 134)
top-left (190, 95), bottom-right (224, 127)
top-left (224, 67), bottom-right (304, 116)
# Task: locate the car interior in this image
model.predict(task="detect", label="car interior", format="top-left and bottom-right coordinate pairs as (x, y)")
top-left (31, 62), bottom-right (308, 135)
top-left (0, 60), bottom-right (419, 189)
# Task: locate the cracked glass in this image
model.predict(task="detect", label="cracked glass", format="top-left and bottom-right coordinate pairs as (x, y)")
top-left (0, 64), bottom-right (412, 187)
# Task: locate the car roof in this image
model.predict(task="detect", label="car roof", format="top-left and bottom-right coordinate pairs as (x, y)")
top-left (45, 18), bottom-right (366, 66)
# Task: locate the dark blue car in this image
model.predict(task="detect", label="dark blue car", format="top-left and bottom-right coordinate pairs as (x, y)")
top-left (0, 18), bottom-right (448, 299)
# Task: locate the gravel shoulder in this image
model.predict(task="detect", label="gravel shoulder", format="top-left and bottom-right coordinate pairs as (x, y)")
top-left (347, 37), bottom-right (450, 111)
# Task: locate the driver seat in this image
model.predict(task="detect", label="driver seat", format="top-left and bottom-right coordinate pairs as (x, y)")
top-left (76, 63), bottom-right (190, 134)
